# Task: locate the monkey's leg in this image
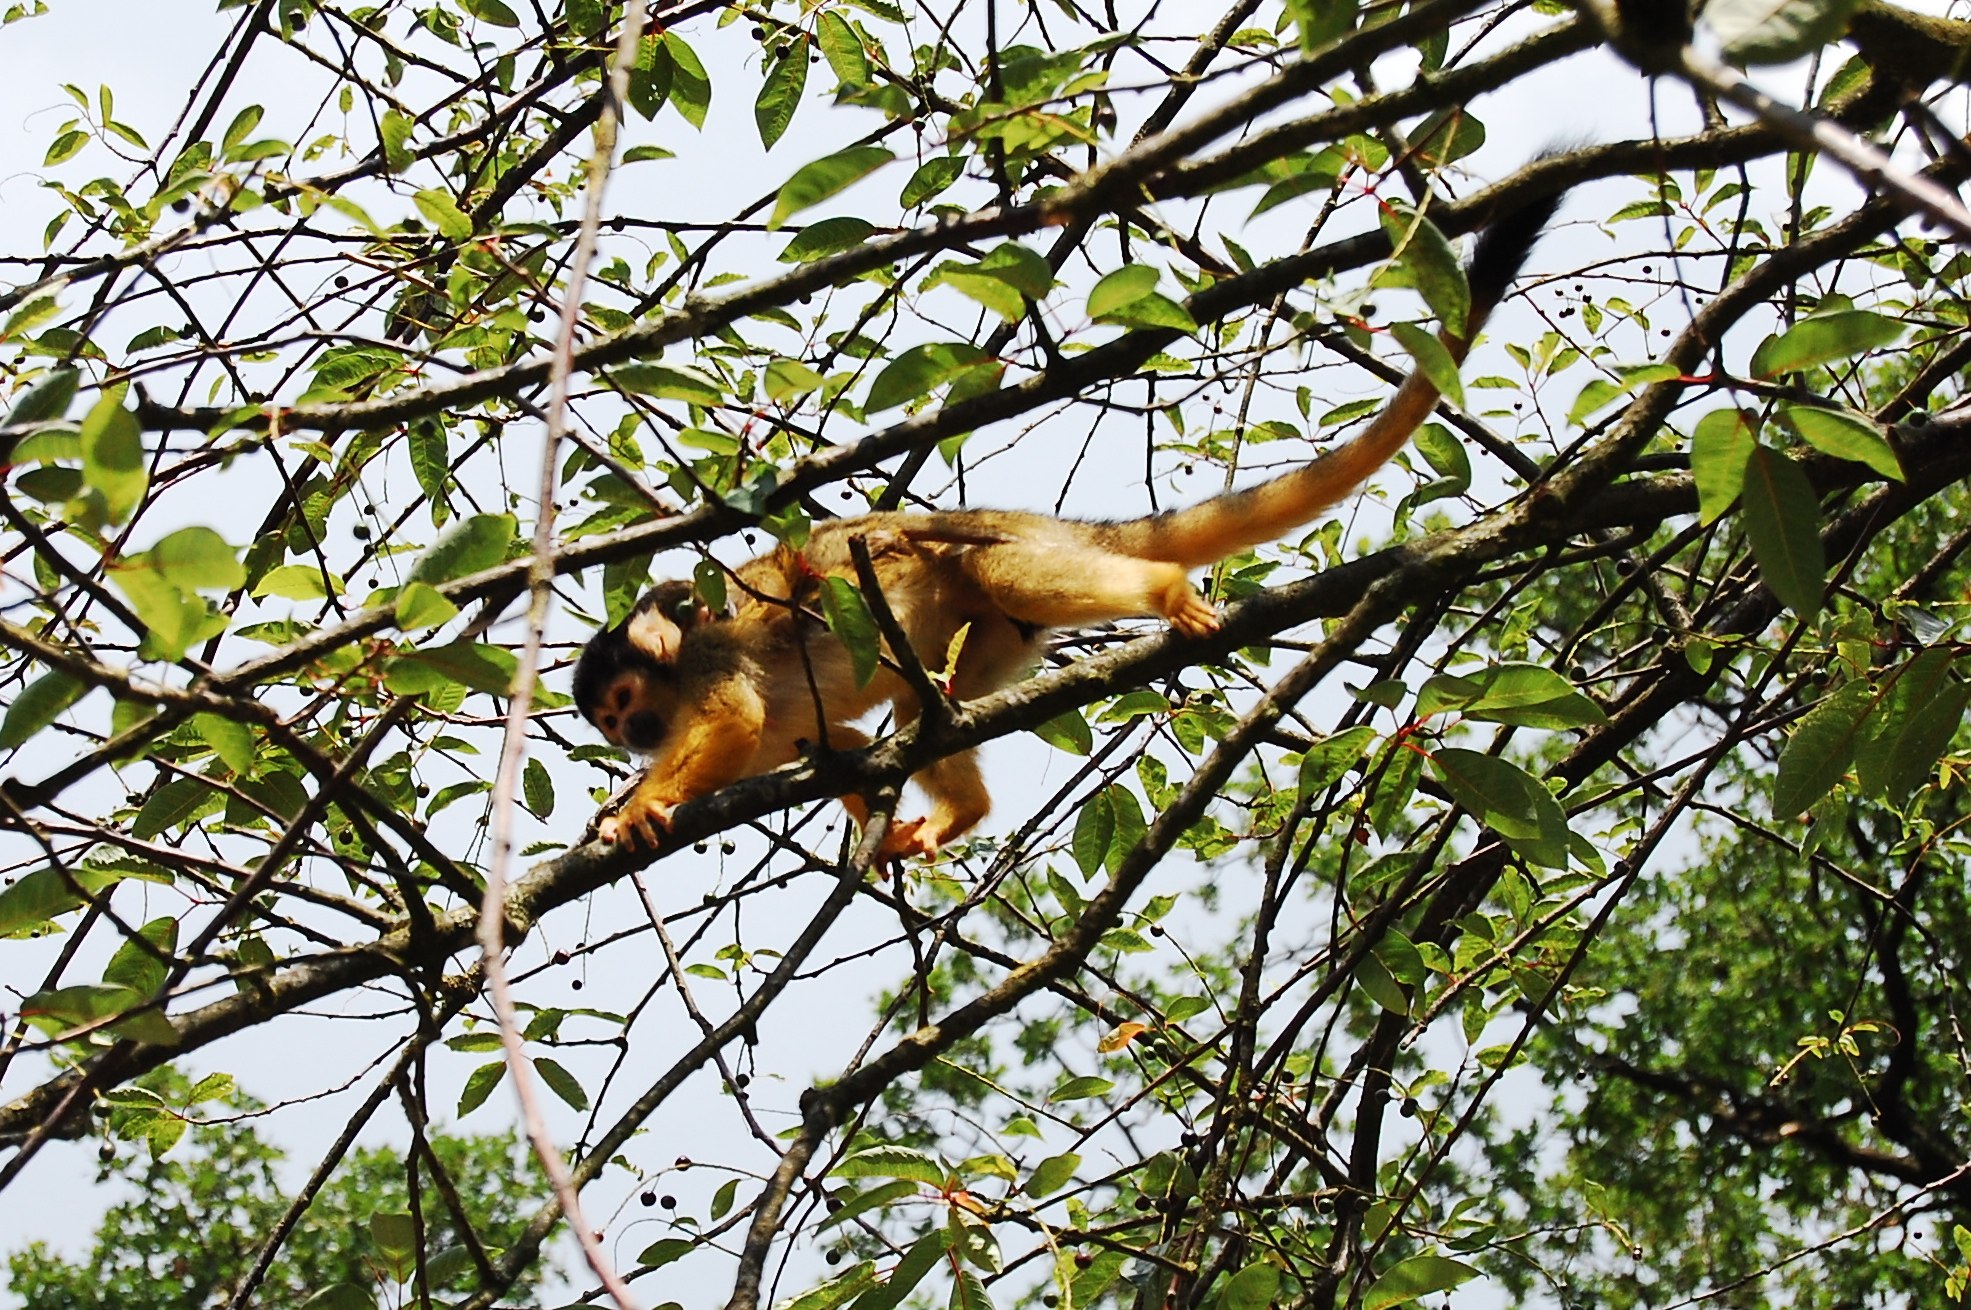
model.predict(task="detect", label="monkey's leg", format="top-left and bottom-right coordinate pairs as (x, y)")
top-left (961, 541), bottom-right (1221, 637)
top-left (599, 678), bottom-right (766, 849)
top-left (880, 748), bottom-right (991, 861)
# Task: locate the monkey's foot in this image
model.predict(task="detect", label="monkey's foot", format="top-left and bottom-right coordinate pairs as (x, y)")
top-left (1165, 590), bottom-right (1222, 638)
top-left (598, 797), bottom-right (676, 850)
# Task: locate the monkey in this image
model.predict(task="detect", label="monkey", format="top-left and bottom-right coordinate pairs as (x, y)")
top-left (574, 188), bottom-right (1564, 860)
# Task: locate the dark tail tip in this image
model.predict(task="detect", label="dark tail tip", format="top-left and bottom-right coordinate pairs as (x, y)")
top-left (1466, 182), bottom-right (1567, 314)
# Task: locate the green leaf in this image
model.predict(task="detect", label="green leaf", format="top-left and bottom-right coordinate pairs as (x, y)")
top-left (834, 1144), bottom-right (950, 1186)
top-left (522, 756), bottom-right (554, 818)
top-left (458, 1060), bottom-right (506, 1116)
top-left (765, 358), bottom-right (825, 402)
top-left (901, 155), bottom-right (964, 208)
top-left (1706, 0), bottom-right (1861, 65)
top-left (948, 1268), bottom-right (993, 1310)
top-left (193, 712), bottom-right (255, 775)
top-left (1297, 725), bottom-right (1377, 800)
top-left (533, 1055), bottom-right (588, 1110)
top-left (1389, 322), bottom-right (1463, 408)
top-left (395, 580), bottom-right (460, 632)
top-left (1354, 952), bottom-right (1408, 1014)
top-left (458, 0), bottom-right (521, 24)
top-left (406, 512), bottom-right (516, 586)
top-left (1087, 265), bottom-right (1159, 319)
top-left (3, 367), bottom-right (78, 425)
top-left (819, 577), bottom-right (881, 687)
top-left (613, 362), bottom-right (724, 407)
top-left (299, 1282), bottom-right (373, 1310)
top-left (1072, 790), bottom-right (1114, 878)
top-left (1025, 1151), bottom-right (1080, 1197)
top-left (820, 1179), bottom-right (921, 1231)
top-left (1362, 1253), bottom-right (1478, 1310)
top-left (1424, 663), bottom-right (1607, 730)
top-left (1431, 748), bottom-right (1570, 869)
top-left (866, 341), bottom-right (987, 413)
top-left (817, 12), bottom-right (870, 83)
top-left (664, 32), bottom-right (712, 128)
top-left (1750, 308), bottom-right (1902, 377)
top-left (0, 866), bottom-right (158, 938)
top-left (0, 670), bottom-right (87, 750)
top-left (1779, 402), bottom-right (1902, 480)
top-left (80, 392), bottom-right (146, 524)
top-left (1691, 408), bottom-right (1759, 524)
top-left (755, 43), bottom-right (808, 150)
top-left (133, 776), bottom-right (217, 839)
top-left (1741, 445), bottom-right (1824, 621)
top-left (1048, 1075), bottom-right (1114, 1102)
top-left (636, 1237), bottom-right (695, 1268)
top-left (413, 187), bottom-right (473, 241)
top-left (102, 916), bottom-right (175, 998)
top-left (1033, 708), bottom-right (1092, 755)
top-left (253, 564), bottom-right (337, 601)
top-left (779, 1262), bottom-right (878, 1310)
top-left (771, 145), bottom-right (894, 229)
top-left (1380, 205), bottom-right (1468, 333)
top-left (220, 105), bottom-right (263, 155)
top-left (850, 1233), bottom-right (944, 1310)
top-left (148, 527), bottom-right (245, 591)
top-left (1772, 679), bottom-right (1873, 818)
top-left (779, 216), bottom-right (877, 263)
top-left (1856, 647), bottom-right (1966, 802)
top-left (1098, 292), bottom-right (1196, 333)
top-left (1219, 1262), bottom-right (1281, 1310)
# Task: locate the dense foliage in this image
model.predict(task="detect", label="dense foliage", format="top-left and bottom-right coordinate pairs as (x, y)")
top-left (4, 0), bottom-right (1971, 1306)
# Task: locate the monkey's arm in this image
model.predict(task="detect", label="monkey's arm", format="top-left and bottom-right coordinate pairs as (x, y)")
top-left (598, 644), bottom-right (768, 849)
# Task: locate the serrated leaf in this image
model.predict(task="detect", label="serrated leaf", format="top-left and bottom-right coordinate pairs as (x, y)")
top-left (0, 671), bottom-right (86, 751)
top-left (1856, 647), bottom-right (1966, 802)
top-left (407, 513), bottom-right (516, 586)
top-left (1354, 952), bottom-right (1408, 1014)
top-left (1751, 308), bottom-right (1903, 377)
top-left (901, 155), bottom-right (964, 208)
top-left (79, 392), bottom-right (146, 524)
top-left (637, 1236), bottom-right (695, 1268)
top-left (413, 187), bottom-right (472, 241)
top-left (780, 216), bottom-right (877, 263)
top-left (755, 44), bottom-right (808, 150)
top-left (1220, 1262), bottom-right (1282, 1310)
top-left (834, 1144), bottom-right (950, 1186)
top-left (1025, 1151), bottom-right (1079, 1197)
top-left (5, 367), bottom-right (79, 425)
top-left (1381, 205), bottom-right (1468, 333)
top-left (1741, 445), bottom-right (1824, 621)
top-left (1087, 265), bottom-right (1158, 318)
top-left (664, 32), bottom-right (712, 128)
top-left (459, 0), bottom-right (520, 24)
top-left (193, 712), bottom-right (255, 775)
top-left (1297, 725), bottom-right (1377, 800)
top-left (1779, 402), bottom-right (1902, 480)
top-left (533, 1055), bottom-right (588, 1110)
top-left (1389, 322), bottom-right (1463, 408)
top-left (778, 1262), bottom-right (878, 1310)
top-left (1034, 708), bottom-right (1092, 755)
top-left (521, 755), bottom-right (554, 819)
top-left (102, 917), bottom-right (176, 997)
top-left (1431, 748), bottom-right (1570, 869)
top-left (395, 580), bottom-right (460, 632)
top-left (1362, 1253), bottom-right (1477, 1310)
top-left (1072, 790), bottom-right (1113, 878)
top-left (817, 12), bottom-right (870, 83)
top-left (1706, 0), bottom-right (1860, 65)
top-left (821, 1179), bottom-right (921, 1230)
top-left (1048, 1075), bottom-right (1114, 1102)
top-left (612, 362), bottom-right (724, 406)
top-left (1691, 408), bottom-right (1759, 524)
top-left (771, 145), bottom-right (894, 229)
top-left (458, 1060), bottom-right (506, 1116)
top-left (866, 341), bottom-right (986, 413)
top-left (850, 1234), bottom-right (944, 1310)
top-left (764, 358), bottom-right (825, 402)
top-left (1773, 679), bottom-right (1873, 817)
top-left (819, 577), bottom-right (881, 687)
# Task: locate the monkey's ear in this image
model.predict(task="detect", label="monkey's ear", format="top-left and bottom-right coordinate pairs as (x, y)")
top-left (626, 606), bottom-right (687, 663)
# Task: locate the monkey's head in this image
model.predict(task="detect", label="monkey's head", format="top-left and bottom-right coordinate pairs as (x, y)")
top-left (573, 579), bottom-right (715, 753)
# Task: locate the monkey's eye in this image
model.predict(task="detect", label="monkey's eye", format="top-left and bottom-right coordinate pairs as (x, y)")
top-left (673, 600), bottom-right (695, 623)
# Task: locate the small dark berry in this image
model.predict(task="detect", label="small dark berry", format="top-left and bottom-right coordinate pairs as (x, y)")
top-left (661, 1194), bottom-right (677, 1209)
top-left (641, 1191), bottom-right (657, 1207)
top-left (553, 950), bottom-right (571, 965)
top-left (333, 275), bottom-right (349, 289)
top-left (1074, 1252), bottom-right (1094, 1268)
top-left (172, 198), bottom-right (192, 214)
top-left (571, 978), bottom-right (583, 990)
top-left (825, 1249), bottom-right (843, 1266)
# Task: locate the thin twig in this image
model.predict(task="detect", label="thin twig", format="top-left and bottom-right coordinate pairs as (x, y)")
top-left (473, 5), bottom-right (650, 1308)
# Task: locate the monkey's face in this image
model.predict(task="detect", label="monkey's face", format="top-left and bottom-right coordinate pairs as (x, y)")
top-left (590, 668), bottom-right (679, 754)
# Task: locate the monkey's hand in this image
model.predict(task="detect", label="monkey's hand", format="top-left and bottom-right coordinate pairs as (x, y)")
top-left (599, 794), bottom-right (677, 849)
top-left (1165, 588), bottom-right (1222, 638)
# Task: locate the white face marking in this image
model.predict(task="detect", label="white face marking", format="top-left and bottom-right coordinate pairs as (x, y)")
top-left (626, 608), bottom-right (683, 663)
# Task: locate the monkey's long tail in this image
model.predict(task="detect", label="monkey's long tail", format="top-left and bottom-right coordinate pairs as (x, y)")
top-left (1103, 185), bottom-right (1565, 569)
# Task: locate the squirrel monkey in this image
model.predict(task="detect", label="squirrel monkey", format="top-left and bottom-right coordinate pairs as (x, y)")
top-left (574, 190), bottom-right (1563, 859)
